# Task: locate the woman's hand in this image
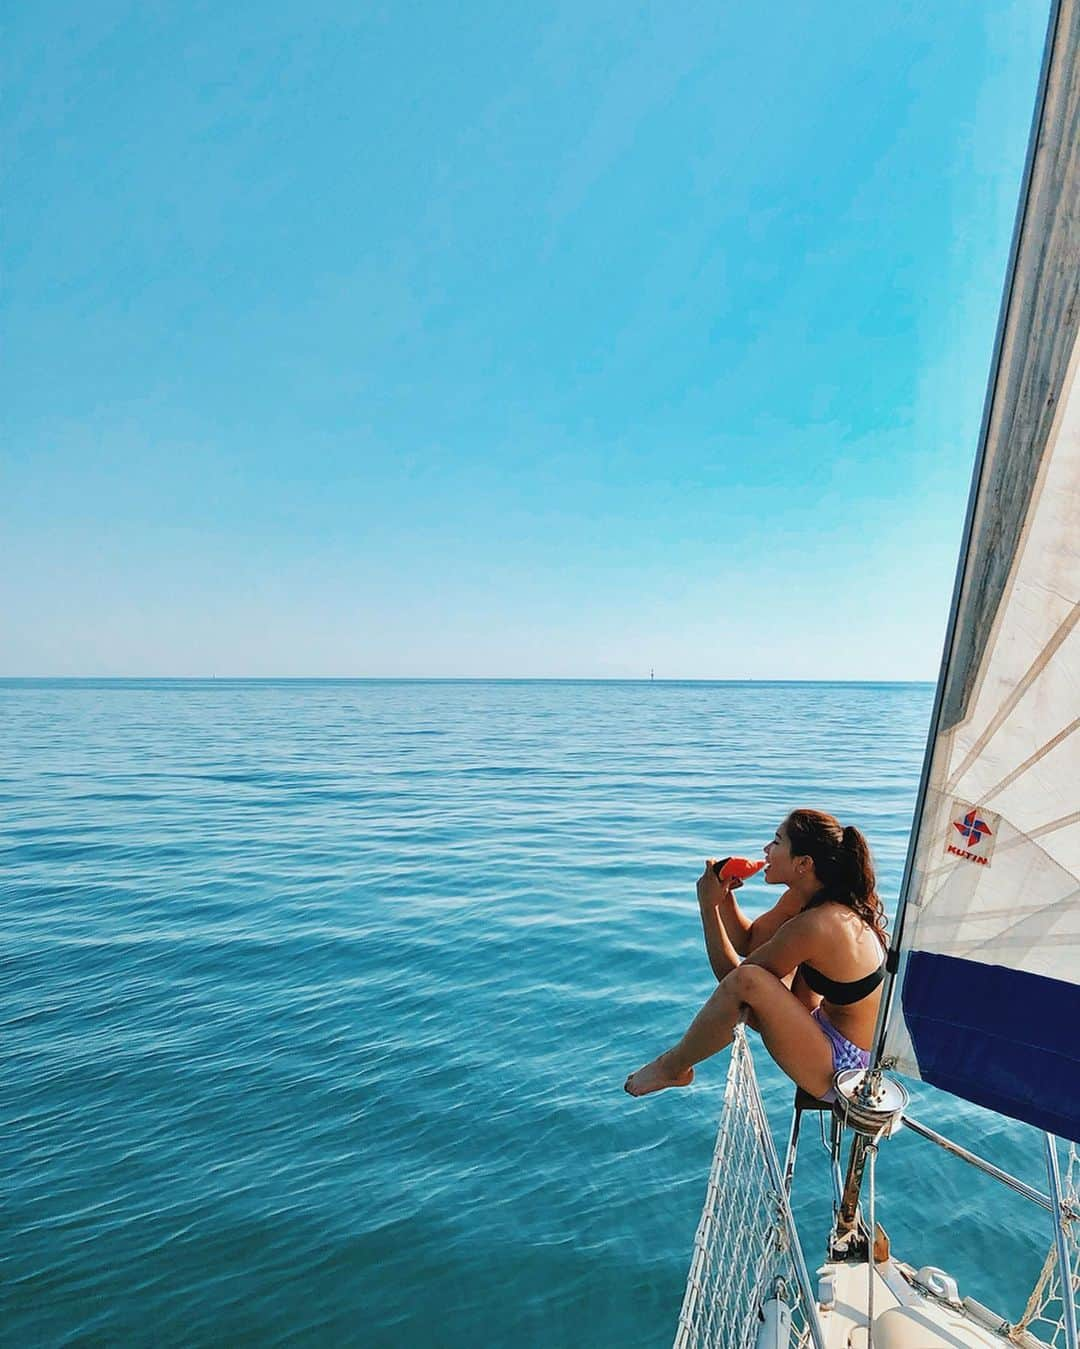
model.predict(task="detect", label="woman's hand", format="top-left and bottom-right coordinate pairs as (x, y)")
top-left (697, 859), bottom-right (743, 907)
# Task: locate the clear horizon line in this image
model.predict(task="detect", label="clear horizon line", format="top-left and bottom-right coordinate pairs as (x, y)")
top-left (0, 674), bottom-right (937, 685)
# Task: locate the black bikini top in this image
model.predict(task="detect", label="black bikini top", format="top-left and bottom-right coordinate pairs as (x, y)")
top-left (799, 960), bottom-right (885, 1006)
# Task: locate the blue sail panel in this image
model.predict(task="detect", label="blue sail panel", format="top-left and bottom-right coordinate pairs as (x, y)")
top-left (903, 951), bottom-right (1080, 1143)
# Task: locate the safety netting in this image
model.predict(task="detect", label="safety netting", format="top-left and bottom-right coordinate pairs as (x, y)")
top-left (674, 1026), bottom-right (818, 1349)
top-left (1016, 1141), bottom-right (1080, 1348)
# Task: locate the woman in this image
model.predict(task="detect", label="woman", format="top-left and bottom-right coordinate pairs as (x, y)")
top-left (624, 809), bottom-right (887, 1102)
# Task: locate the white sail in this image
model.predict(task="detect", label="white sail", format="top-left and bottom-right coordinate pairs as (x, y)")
top-left (879, 0), bottom-right (1080, 1142)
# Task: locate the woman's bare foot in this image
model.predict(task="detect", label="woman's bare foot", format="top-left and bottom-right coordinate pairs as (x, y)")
top-left (624, 1052), bottom-right (694, 1097)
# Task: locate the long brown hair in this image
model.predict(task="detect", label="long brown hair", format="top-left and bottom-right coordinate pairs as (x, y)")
top-left (784, 808), bottom-right (887, 945)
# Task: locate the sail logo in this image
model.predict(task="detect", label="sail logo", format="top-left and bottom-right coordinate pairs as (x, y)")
top-left (955, 810), bottom-right (992, 846)
top-left (945, 803), bottom-right (999, 867)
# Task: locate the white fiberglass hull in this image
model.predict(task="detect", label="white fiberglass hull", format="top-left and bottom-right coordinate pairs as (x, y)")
top-left (813, 1258), bottom-right (1043, 1349)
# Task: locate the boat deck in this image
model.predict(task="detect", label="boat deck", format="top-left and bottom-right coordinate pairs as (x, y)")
top-left (815, 1258), bottom-right (1040, 1349)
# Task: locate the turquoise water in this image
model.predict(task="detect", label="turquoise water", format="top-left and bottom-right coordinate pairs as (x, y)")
top-left (2, 680), bottom-right (1057, 1346)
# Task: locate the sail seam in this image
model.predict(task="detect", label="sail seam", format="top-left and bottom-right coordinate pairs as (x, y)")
top-left (981, 717), bottom-right (1080, 804)
top-left (915, 829), bottom-right (1079, 889)
top-left (1029, 811), bottom-right (1080, 841)
top-left (945, 601), bottom-right (1080, 793)
top-left (947, 882), bottom-right (1080, 959)
top-left (903, 1011), bottom-right (1079, 1065)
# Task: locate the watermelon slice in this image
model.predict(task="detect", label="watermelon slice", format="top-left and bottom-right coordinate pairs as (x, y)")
top-left (712, 856), bottom-right (766, 882)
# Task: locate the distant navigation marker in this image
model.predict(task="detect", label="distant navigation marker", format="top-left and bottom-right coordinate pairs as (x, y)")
top-left (650, 668), bottom-right (654, 680)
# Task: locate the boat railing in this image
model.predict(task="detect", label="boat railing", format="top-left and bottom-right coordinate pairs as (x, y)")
top-left (900, 1113), bottom-right (1077, 1218)
top-left (883, 1113), bottom-right (1078, 1347)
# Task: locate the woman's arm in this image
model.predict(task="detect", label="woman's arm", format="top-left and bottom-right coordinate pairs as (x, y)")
top-left (743, 909), bottom-right (825, 982)
top-left (791, 969), bottom-right (822, 1011)
top-left (699, 861), bottom-right (757, 955)
top-left (696, 865), bottom-right (745, 981)
top-left (699, 861), bottom-right (797, 965)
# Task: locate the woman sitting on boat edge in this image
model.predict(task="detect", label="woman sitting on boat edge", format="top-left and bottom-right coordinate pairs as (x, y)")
top-left (624, 809), bottom-right (887, 1103)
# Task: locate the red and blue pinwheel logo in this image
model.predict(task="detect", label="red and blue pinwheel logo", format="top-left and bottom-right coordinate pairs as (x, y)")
top-left (953, 809), bottom-right (993, 847)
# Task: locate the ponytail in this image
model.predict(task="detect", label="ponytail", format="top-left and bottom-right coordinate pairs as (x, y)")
top-left (785, 809), bottom-right (887, 944)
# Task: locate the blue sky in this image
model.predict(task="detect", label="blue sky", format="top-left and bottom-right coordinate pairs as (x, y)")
top-left (4, 2), bottom-right (1050, 678)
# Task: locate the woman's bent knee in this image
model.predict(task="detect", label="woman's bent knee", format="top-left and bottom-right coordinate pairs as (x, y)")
top-left (727, 963), bottom-right (774, 1001)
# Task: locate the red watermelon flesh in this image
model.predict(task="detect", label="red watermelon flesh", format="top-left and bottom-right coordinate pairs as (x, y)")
top-left (713, 856), bottom-right (766, 881)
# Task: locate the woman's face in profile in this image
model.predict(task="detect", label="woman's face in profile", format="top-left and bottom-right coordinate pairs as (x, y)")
top-left (763, 821), bottom-right (796, 885)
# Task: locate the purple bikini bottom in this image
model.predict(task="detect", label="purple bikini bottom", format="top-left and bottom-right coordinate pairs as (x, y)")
top-left (811, 1006), bottom-right (871, 1103)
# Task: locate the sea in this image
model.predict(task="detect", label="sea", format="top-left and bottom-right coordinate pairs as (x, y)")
top-left (2, 679), bottom-right (1059, 1346)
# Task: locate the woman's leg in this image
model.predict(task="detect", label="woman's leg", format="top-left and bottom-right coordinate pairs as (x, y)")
top-left (624, 964), bottom-right (836, 1098)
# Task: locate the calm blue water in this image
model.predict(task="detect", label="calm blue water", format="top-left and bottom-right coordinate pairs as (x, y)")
top-left (2, 680), bottom-right (1057, 1346)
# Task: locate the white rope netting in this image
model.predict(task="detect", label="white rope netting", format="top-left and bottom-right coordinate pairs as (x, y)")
top-left (674, 1026), bottom-right (816, 1349)
top-left (1015, 1142), bottom-right (1080, 1347)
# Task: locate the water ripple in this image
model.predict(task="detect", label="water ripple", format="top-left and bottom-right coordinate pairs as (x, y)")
top-left (0, 679), bottom-right (1050, 1346)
